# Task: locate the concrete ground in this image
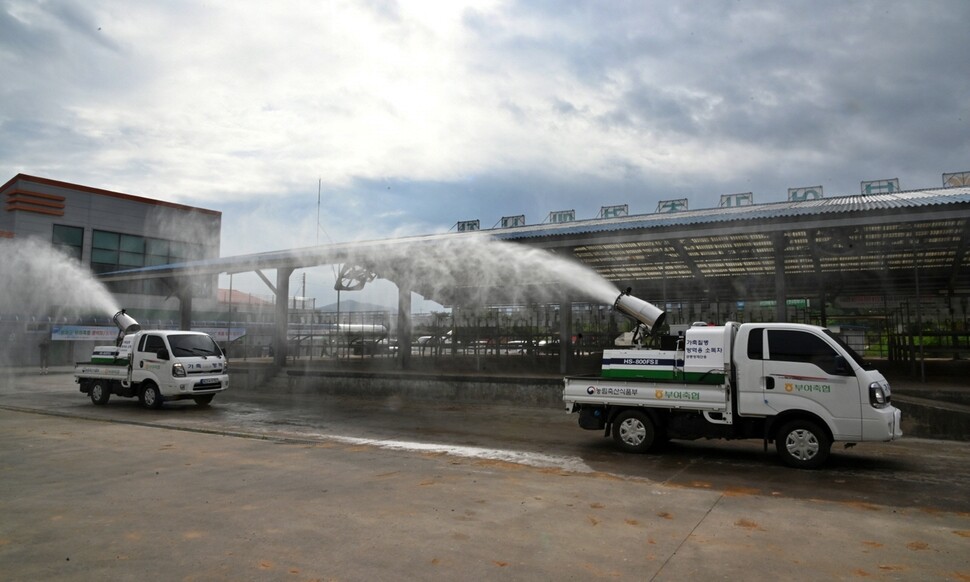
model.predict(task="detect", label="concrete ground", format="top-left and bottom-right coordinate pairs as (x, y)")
top-left (1, 368), bottom-right (969, 581)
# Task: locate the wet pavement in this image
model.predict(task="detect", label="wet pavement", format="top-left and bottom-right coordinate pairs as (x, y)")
top-left (2, 368), bottom-right (969, 580)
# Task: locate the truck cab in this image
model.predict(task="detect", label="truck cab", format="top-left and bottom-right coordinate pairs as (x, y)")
top-left (129, 331), bottom-right (227, 403)
top-left (734, 323), bottom-right (900, 439)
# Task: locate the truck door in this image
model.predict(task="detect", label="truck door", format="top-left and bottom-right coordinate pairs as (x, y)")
top-left (134, 334), bottom-right (167, 380)
top-left (763, 329), bottom-right (862, 440)
top-left (736, 327), bottom-right (776, 416)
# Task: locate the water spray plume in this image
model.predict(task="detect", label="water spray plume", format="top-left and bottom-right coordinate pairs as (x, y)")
top-left (335, 235), bottom-right (622, 306)
top-left (0, 238), bottom-right (119, 321)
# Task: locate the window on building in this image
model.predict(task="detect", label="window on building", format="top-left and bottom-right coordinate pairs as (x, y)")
top-left (146, 238), bottom-right (170, 266)
top-left (119, 234), bottom-right (145, 268)
top-left (90, 229), bottom-right (209, 297)
top-left (52, 225), bottom-right (83, 261)
top-left (91, 230), bottom-right (120, 268)
top-left (91, 230), bottom-right (133, 293)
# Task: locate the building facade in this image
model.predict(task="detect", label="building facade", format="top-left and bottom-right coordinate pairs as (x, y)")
top-left (1, 174), bottom-right (222, 366)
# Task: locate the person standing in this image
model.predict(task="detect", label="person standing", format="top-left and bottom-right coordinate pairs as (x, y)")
top-left (38, 336), bottom-right (50, 374)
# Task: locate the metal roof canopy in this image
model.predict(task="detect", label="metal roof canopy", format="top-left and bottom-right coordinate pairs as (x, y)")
top-left (496, 187), bottom-right (970, 306)
top-left (98, 186), bottom-right (970, 308)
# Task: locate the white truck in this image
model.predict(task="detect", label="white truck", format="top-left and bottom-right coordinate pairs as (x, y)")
top-left (75, 310), bottom-right (229, 409)
top-left (563, 291), bottom-right (902, 469)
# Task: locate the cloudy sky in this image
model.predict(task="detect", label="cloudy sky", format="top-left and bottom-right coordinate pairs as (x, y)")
top-left (2, 1), bottom-right (969, 307)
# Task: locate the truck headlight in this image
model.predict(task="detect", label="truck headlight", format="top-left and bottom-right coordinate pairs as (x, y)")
top-left (869, 382), bottom-right (890, 408)
top-left (172, 362), bottom-right (186, 378)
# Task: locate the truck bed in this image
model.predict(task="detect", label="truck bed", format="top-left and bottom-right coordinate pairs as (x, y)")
top-left (563, 375), bottom-right (729, 413)
top-left (75, 362), bottom-right (130, 381)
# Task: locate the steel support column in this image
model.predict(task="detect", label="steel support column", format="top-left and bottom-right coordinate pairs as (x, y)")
top-left (559, 296), bottom-right (573, 375)
top-left (807, 230), bottom-right (826, 327)
top-left (275, 267), bottom-right (293, 368)
top-left (397, 285), bottom-right (412, 370)
top-left (178, 288), bottom-right (193, 331)
top-left (159, 276), bottom-right (193, 331)
top-left (774, 233), bottom-right (788, 322)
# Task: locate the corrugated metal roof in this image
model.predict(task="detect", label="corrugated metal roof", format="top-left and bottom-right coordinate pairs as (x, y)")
top-left (491, 186), bottom-right (970, 241)
top-left (100, 185), bottom-right (970, 296)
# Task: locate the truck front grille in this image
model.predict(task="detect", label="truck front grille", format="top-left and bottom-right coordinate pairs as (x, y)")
top-left (188, 368), bottom-right (224, 376)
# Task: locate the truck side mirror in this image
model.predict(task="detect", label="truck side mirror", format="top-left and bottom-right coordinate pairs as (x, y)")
top-left (157, 349), bottom-right (170, 361)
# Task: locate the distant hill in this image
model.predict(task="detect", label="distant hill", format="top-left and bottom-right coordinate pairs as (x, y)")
top-left (317, 299), bottom-right (394, 313)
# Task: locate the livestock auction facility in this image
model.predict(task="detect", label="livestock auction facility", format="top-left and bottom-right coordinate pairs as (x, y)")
top-left (4, 172), bottom-right (970, 373)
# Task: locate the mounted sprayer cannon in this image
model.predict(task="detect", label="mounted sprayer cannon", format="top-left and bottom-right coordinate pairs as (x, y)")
top-left (613, 287), bottom-right (666, 345)
top-left (112, 309), bottom-right (141, 346)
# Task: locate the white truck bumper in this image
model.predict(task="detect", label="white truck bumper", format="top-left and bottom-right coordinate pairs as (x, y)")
top-left (166, 374), bottom-right (229, 396)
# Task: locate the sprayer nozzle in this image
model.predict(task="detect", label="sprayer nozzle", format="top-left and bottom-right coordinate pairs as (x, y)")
top-left (613, 292), bottom-right (666, 332)
top-left (113, 309), bottom-right (141, 335)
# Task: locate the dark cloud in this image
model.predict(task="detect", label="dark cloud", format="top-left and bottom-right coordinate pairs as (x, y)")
top-left (468, 5), bottom-right (967, 127)
top-left (527, 3), bottom-right (966, 198)
top-left (339, 169), bottom-right (703, 233)
top-left (3, 0), bottom-right (970, 250)
top-left (598, 85), bottom-right (704, 136)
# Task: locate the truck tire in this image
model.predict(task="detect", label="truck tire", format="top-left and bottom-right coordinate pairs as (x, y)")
top-left (89, 380), bottom-right (111, 405)
top-left (193, 394), bottom-right (214, 406)
top-left (611, 410), bottom-right (656, 453)
top-left (776, 419), bottom-right (831, 469)
top-left (140, 383), bottom-right (163, 410)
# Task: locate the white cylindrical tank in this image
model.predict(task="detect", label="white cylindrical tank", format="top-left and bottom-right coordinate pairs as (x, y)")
top-left (614, 291), bottom-right (666, 332)
top-left (112, 310), bottom-right (141, 335)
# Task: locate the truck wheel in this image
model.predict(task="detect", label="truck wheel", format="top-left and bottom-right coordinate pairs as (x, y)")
top-left (140, 383), bottom-right (163, 410)
top-left (776, 419), bottom-right (831, 469)
top-left (612, 410), bottom-right (656, 453)
top-left (89, 381), bottom-right (111, 405)
top-left (193, 394), bottom-right (214, 406)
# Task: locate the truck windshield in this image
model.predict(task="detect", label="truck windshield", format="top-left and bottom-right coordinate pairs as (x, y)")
top-left (823, 330), bottom-right (871, 370)
top-left (168, 334), bottom-right (223, 358)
